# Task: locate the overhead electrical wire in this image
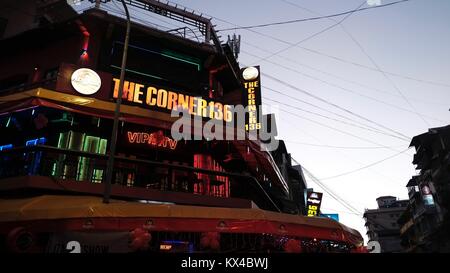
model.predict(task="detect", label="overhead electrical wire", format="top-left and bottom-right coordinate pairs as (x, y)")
top-left (251, 0), bottom-right (368, 64)
top-left (242, 39), bottom-right (447, 106)
top-left (263, 86), bottom-right (412, 140)
top-left (242, 50), bottom-right (444, 123)
top-left (318, 148), bottom-right (411, 180)
top-left (264, 97), bottom-right (409, 141)
top-left (278, 0), bottom-right (432, 127)
top-left (103, 5), bottom-right (171, 30)
top-left (297, 163), bottom-right (363, 216)
top-left (277, 0), bottom-right (449, 89)
top-left (283, 140), bottom-right (405, 150)
top-left (278, 114), bottom-right (409, 183)
top-left (339, 25), bottom-right (431, 127)
top-left (263, 101), bottom-right (413, 157)
top-left (261, 72), bottom-right (413, 140)
top-left (218, 0), bottom-right (410, 31)
top-left (193, 2), bottom-right (450, 88)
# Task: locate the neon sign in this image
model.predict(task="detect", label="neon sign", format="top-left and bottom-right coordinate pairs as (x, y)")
top-left (241, 66), bottom-right (262, 131)
top-left (112, 78), bottom-right (232, 122)
top-left (306, 192), bottom-right (323, 217)
top-left (127, 130), bottom-right (178, 150)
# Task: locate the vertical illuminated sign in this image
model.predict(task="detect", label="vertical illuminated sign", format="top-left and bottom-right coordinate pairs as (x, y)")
top-left (306, 192), bottom-right (323, 217)
top-left (241, 66), bottom-right (262, 132)
top-left (421, 184), bottom-right (435, 206)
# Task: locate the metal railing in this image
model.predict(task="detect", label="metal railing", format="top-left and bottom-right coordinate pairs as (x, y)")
top-left (0, 145), bottom-right (280, 211)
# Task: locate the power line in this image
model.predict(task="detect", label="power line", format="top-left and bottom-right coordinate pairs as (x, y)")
top-left (277, 0), bottom-right (430, 127)
top-left (218, 0), bottom-right (410, 31)
top-left (264, 86), bottom-right (413, 140)
top-left (284, 140), bottom-right (405, 150)
top-left (336, 23), bottom-right (431, 127)
top-left (261, 72), bottom-right (413, 140)
top-left (240, 26), bottom-right (446, 106)
top-left (252, 1), bottom-right (368, 64)
top-left (281, 115), bottom-right (408, 184)
top-left (264, 102), bottom-right (412, 156)
top-left (299, 164), bottom-right (362, 215)
top-left (264, 97), bottom-right (409, 141)
top-left (318, 148), bottom-right (411, 180)
top-left (102, 5), bottom-right (171, 31)
top-left (196, 3), bottom-right (450, 88)
top-left (242, 50), bottom-right (444, 123)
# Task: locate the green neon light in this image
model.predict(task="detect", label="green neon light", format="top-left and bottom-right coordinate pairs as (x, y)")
top-left (161, 50), bottom-right (201, 71)
top-left (6, 117), bottom-right (11, 128)
top-left (121, 43), bottom-right (201, 71)
top-left (111, 65), bottom-right (164, 80)
top-left (99, 139), bottom-right (107, 155)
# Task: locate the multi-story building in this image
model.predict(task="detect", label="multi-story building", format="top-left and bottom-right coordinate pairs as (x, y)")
top-left (270, 140), bottom-right (308, 215)
top-left (0, 0), bottom-right (363, 253)
top-left (398, 125), bottom-right (450, 252)
top-left (363, 196), bottom-right (408, 253)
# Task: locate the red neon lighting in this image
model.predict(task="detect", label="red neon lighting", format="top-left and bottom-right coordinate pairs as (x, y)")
top-left (193, 154), bottom-right (229, 197)
top-left (127, 131), bottom-right (177, 150)
top-left (208, 65), bottom-right (227, 98)
top-left (76, 20), bottom-right (90, 62)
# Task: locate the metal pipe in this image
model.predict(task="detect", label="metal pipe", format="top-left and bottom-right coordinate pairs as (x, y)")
top-left (103, 0), bottom-right (131, 204)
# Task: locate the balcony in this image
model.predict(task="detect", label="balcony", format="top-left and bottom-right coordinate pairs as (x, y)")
top-left (0, 145), bottom-right (279, 211)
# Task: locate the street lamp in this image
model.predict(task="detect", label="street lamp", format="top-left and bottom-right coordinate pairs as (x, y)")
top-left (103, 0), bottom-right (131, 203)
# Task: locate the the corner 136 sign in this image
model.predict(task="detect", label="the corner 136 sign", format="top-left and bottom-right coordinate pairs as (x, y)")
top-left (241, 66), bottom-right (262, 132)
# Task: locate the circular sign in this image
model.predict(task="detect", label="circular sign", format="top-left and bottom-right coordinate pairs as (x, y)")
top-left (242, 66), bottom-right (259, 81)
top-left (71, 68), bottom-right (102, 95)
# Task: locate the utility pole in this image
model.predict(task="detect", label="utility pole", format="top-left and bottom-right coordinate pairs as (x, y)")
top-left (103, 0), bottom-right (130, 203)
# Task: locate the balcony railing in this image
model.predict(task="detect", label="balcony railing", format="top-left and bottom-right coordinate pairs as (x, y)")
top-left (0, 145), bottom-right (280, 211)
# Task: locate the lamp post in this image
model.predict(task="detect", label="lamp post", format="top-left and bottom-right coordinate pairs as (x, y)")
top-left (103, 0), bottom-right (131, 203)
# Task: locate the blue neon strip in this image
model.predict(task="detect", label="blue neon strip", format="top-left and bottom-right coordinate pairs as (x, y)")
top-left (26, 137), bottom-right (47, 146)
top-left (0, 144), bottom-right (13, 151)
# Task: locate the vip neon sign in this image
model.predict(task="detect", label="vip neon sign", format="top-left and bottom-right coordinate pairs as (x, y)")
top-left (127, 130), bottom-right (178, 150)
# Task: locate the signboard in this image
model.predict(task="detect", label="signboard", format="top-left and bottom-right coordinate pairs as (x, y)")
top-left (111, 78), bottom-right (232, 122)
top-left (241, 66), bottom-right (262, 132)
top-left (306, 192), bottom-right (323, 217)
top-left (321, 213), bottom-right (339, 222)
top-left (70, 68), bottom-right (102, 95)
top-left (126, 130), bottom-right (178, 151)
top-left (421, 185), bottom-right (435, 206)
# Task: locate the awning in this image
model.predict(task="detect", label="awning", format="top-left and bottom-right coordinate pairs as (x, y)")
top-left (0, 195), bottom-right (364, 246)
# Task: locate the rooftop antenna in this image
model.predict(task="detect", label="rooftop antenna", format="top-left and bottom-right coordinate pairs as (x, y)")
top-left (227, 34), bottom-right (241, 60)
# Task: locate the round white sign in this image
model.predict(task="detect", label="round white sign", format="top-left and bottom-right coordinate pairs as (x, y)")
top-left (71, 68), bottom-right (102, 95)
top-left (242, 66), bottom-right (259, 81)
